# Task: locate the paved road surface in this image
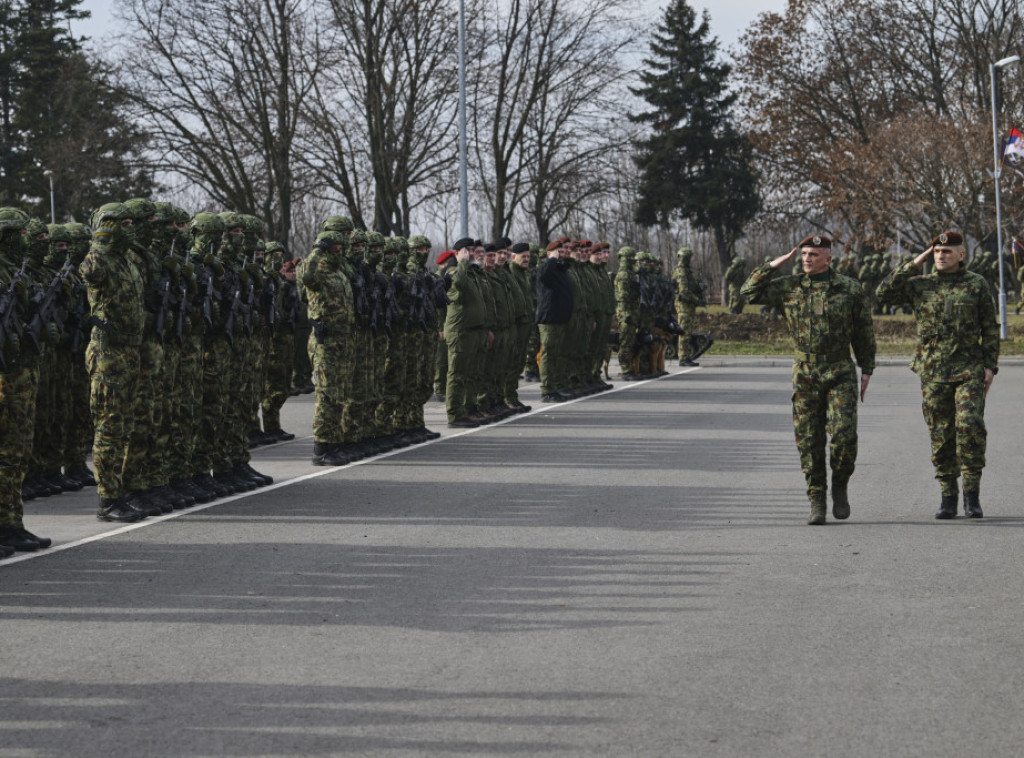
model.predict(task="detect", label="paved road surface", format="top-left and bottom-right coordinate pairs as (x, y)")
top-left (2, 360), bottom-right (1023, 757)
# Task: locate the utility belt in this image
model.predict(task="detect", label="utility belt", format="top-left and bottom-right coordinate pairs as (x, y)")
top-left (795, 348), bottom-right (850, 365)
top-left (88, 316), bottom-right (143, 348)
top-left (309, 318), bottom-right (350, 344)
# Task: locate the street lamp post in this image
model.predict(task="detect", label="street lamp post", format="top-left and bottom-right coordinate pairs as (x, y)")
top-left (43, 169), bottom-right (55, 225)
top-left (457, 0), bottom-right (468, 239)
top-left (990, 54), bottom-right (1020, 339)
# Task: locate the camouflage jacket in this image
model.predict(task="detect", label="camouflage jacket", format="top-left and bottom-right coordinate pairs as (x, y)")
top-left (615, 263), bottom-right (639, 317)
top-left (80, 242), bottom-right (146, 344)
top-left (741, 263), bottom-right (876, 373)
top-left (673, 263), bottom-right (702, 309)
top-left (876, 262), bottom-right (998, 382)
top-left (301, 249), bottom-right (354, 332)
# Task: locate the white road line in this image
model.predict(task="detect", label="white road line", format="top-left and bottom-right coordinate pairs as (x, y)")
top-left (1, 366), bottom-right (702, 567)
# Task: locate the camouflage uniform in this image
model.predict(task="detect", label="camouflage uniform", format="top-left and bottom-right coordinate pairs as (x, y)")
top-left (742, 255), bottom-right (876, 520)
top-left (0, 208), bottom-right (48, 547)
top-left (80, 204), bottom-right (146, 519)
top-left (877, 244), bottom-right (999, 509)
top-left (673, 248), bottom-right (702, 364)
top-left (614, 247), bottom-right (639, 378)
top-left (302, 231), bottom-right (354, 465)
top-left (724, 257), bottom-right (748, 313)
top-left (260, 241), bottom-right (296, 439)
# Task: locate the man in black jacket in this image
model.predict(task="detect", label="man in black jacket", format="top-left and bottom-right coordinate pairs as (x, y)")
top-left (535, 236), bottom-right (574, 401)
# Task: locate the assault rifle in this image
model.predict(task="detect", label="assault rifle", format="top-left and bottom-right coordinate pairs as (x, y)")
top-left (0, 263), bottom-right (28, 370)
top-left (25, 259), bottom-right (74, 354)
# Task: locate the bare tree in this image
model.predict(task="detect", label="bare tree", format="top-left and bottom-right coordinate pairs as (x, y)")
top-left (299, 0), bottom-right (461, 236)
top-left (116, 0), bottom-right (332, 242)
top-left (467, 0), bottom-right (635, 242)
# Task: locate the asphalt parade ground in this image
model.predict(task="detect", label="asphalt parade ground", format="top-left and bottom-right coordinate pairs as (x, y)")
top-left (3, 358), bottom-right (1024, 757)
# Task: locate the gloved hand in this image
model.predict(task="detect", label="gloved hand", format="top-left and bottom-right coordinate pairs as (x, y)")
top-left (180, 262), bottom-right (195, 280)
top-left (60, 277), bottom-right (74, 298)
top-left (203, 254), bottom-right (225, 278)
top-left (245, 262), bottom-right (261, 279)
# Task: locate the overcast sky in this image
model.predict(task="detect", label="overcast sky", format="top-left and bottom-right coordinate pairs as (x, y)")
top-left (71, 0), bottom-right (788, 55)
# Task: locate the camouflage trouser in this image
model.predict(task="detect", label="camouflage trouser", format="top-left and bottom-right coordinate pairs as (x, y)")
top-left (38, 348), bottom-right (71, 477)
top-left (123, 337), bottom-right (164, 492)
top-left (292, 321), bottom-right (312, 387)
top-left (617, 314), bottom-right (637, 375)
top-left (198, 335), bottom-right (230, 474)
top-left (375, 329), bottom-right (406, 435)
top-left (178, 333), bottom-right (205, 478)
top-left (791, 359), bottom-right (858, 499)
top-left (921, 376), bottom-right (986, 494)
top-left (151, 340), bottom-right (180, 488)
top-left (728, 284), bottom-right (745, 313)
top-left (445, 327), bottom-right (487, 421)
top-left (225, 333), bottom-right (254, 466)
top-left (348, 328), bottom-right (373, 443)
top-left (677, 305), bottom-right (695, 360)
top-left (63, 348), bottom-right (92, 471)
top-left (0, 362), bottom-right (39, 527)
top-left (261, 330), bottom-right (294, 432)
top-left (538, 323), bottom-right (568, 395)
top-left (87, 340), bottom-right (141, 500)
top-left (310, 336), bottom-right (351, 444)
top-left (29, 348), bottom-right (57, 480)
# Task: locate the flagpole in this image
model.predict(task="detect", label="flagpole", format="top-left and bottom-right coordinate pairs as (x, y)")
top-left (991, 54), bottom-right (1020, 339)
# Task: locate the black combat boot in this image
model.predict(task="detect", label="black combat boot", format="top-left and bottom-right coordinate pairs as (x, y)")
top-left (312, 442), bottom-right (333, 466)
top-left (832, 482), bottom-right (851, 520)
top-left (0, 525), bottom-right (41, 552)
top-left (238, 462), bottom-right (273, 486)
top-left (935, 494), bottom-right (958, 519)
top-left (96, 496), bottom-right (144, 523)
top-left (964, 491), bottom-right (983, 518)
top-left (66, 466), bottom-right (97, 487)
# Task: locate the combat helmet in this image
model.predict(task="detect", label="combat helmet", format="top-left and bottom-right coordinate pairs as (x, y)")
top-left (125, 198), bottom-right (158, 249)
top-left (188, 211), bottom-right (226, 254)
top-left (321, 215), bottom-right (354, 235)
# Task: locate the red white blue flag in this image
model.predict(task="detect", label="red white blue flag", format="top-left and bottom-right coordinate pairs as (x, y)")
top-left (1002, 127), bottom-right (1024, 179)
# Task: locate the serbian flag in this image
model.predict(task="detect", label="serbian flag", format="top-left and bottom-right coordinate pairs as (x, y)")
top-left (1002, 127), bottom-right (1024, 179)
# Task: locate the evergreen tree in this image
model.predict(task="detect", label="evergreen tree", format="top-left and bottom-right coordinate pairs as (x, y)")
top-left (0, 0), bottom-right (151, 220)
top-left (630, 0), bottom-right (760, 272)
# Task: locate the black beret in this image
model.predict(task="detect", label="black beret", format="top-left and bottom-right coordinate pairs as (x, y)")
top-left (453, 237), bottom-right (475, 251)
top-left (931, 230), bottom-right (964, 247)
top-left (496, 237), bottom-right (512, 249)
top-left (511, 242), bottom-right (531, 254)
top-left (473, 239), bottom-right (483, 247)
top-left (798, 234), bottom-right (832, 249)
top-left (484, 243), bottom-right (498, 252)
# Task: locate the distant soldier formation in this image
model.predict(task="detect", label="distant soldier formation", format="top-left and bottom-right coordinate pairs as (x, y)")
top-left (1, 202), bottom-right (1011, 553)
top-left (0, 206), bottom-right (726, 553)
